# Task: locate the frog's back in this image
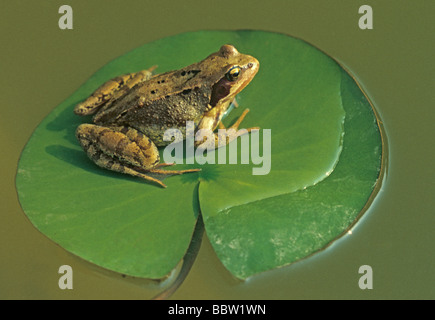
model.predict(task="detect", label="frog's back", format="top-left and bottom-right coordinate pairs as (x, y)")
top-left (123, 87), bottom-right (211, 146)
top-left (91, 45), bottom-right (246, 146)
top-left (94, 82), bottom-right (211, 146)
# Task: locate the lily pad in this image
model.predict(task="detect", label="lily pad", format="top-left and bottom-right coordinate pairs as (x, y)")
top-left (201, 68), bottom-right (383, 278)
top-left (16, 30), bottom-right (383, 280)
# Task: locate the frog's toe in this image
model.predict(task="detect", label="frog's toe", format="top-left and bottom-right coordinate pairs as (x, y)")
top-left (154, 162), bottom-right (176, 168)
top-left (148, 168), bottom-right (201, 175)
top-left (229, 108), bottom-right (250, 130)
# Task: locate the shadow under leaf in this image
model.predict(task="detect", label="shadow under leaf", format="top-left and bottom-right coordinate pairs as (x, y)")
top-left (45, 144), bottom-right (142, 184)
top-left (45, 100), bottom-right (91, 146)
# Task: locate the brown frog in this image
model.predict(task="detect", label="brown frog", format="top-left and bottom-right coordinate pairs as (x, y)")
top-left (74, 45), bottom-right (259, 187)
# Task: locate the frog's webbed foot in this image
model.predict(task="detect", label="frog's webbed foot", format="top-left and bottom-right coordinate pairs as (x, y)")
top-left (217, 108), bottom-right (260, 147)
top-left (197, 108), bottom-right (260, 149)
top-left (226, 108), bottom-right (260, 132)
top-left (74, 67), bottom-right (156, 116)
top-left (75, 124), bottom-right (197, 188)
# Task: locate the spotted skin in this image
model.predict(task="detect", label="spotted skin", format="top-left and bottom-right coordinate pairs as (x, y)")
top-left (74, 68), bottom-right (156, 116)
top-left (76, 124), bottom-right (198, 188)
top-left (73, 45), bottom-right (259, 188)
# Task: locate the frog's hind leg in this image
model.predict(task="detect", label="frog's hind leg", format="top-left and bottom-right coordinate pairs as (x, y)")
top-left (90, 148), bottom-right (168, 188)
top-left (76, 124), bottom-right (169, 187)
top-left (76, 124), bottom-right (198, 188)
top-left (74, 66), bottom-right (157, 116)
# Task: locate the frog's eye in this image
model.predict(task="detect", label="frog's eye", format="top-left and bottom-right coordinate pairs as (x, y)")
top-left (226, 66), bottom-right (241, 81)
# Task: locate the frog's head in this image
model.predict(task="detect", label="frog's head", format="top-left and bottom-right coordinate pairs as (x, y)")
top-left (209, 45), bottom-right (259, 107)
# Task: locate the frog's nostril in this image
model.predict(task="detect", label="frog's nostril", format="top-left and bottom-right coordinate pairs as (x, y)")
top-left (248, 62), bottom-right (253, 68)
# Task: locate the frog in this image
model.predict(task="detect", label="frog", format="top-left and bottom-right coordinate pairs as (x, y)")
top-left (74, 44), bottom-right (259, 188)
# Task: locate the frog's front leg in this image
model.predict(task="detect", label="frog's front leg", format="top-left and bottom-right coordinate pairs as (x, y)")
top-left (74, 66), bottom-right (156, 116)
top-left (76, 124), bottom-right (199, 188)
top-left (195, 108), bottom-right (259, 149)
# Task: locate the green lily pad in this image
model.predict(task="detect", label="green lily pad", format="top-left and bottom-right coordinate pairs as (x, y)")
top-left (16, 30), bottom-right (383, 280)
top-left (201, 68), bottom-right (383, 278)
